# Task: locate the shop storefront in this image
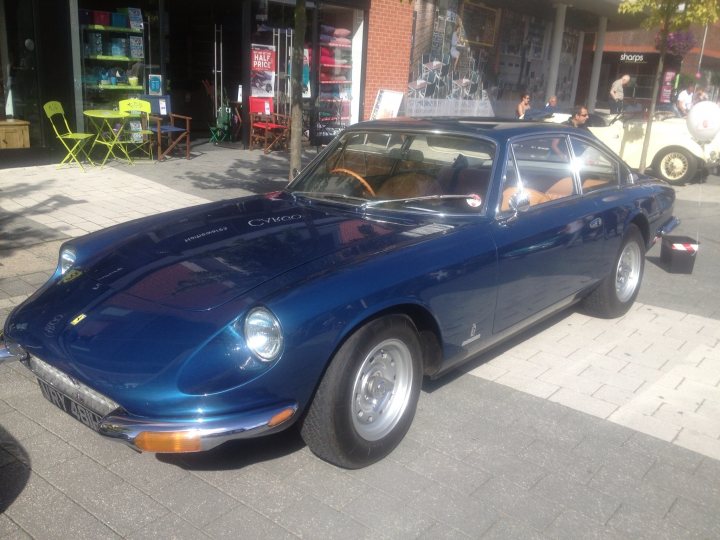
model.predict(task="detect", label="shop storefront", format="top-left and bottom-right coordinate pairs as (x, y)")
top-left (590, 51), bottom-right (683, 108)
top-left (0, 0), bottom-right (369, 154)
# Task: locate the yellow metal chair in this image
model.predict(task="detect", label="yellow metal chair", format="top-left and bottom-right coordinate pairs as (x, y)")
top-left (118, 98), bottom-right (155, 160)
top-left (43, 101), bottom-right (95, 170)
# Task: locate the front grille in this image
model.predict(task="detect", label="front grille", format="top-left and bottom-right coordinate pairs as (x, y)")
top-left (28, 355), bottom-right (120, 416)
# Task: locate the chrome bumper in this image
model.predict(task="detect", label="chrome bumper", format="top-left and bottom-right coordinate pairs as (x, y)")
top-left (1, 336), bottom-right (298, 453)
top-left (100, 402), bottom-right (299, 452)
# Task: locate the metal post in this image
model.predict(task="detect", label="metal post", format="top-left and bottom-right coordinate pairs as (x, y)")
top-left (697, 23), bottom-right (708, 74)
top-left (545, 3), bottom-right (567, 100)
top-left (587, 16), bottom-right (607, 112)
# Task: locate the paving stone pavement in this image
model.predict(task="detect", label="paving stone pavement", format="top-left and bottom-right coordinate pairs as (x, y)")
top-left (1, 144), bottom-right (719, 538)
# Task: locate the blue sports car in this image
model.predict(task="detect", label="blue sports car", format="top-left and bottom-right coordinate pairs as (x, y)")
top-left (1, 118), bottom-right (678, 468)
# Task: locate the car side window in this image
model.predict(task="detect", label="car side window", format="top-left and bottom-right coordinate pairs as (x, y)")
top-left (501, 137), bottom-right (576, 212)
top-left (569, 138), bottom-right (620, 193)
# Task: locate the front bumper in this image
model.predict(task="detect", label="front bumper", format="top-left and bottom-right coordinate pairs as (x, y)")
top-left (99, 402), bottom-right (298, 453)
top-left (0, 336), bottom-right (297, 453)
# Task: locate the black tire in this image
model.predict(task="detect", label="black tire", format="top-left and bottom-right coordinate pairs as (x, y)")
top-left (653, 147), bottom-right (698, 184)
top-left (583, 224), bottom-right (645, 318)
top-left (300, 314), bottom-right (422, 469)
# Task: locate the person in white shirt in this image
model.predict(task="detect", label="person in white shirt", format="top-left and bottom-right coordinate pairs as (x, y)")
top-left (676, 83), bottom-right (695, 116)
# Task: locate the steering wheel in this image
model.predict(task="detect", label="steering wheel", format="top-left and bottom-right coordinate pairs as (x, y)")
top-left (330, 168), bottom-right (376, 197)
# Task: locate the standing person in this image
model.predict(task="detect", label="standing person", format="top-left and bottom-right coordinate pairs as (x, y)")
top-left (676, 82), bottom-right (695, 116)
top-left (450, 20), bottom-right (465, 72)
top-left (516, 93), bottom-right (531, 119)
top-left (609, 74), bottom-right (630, 113)
top-left (564, 105), bottom-right (590, 129)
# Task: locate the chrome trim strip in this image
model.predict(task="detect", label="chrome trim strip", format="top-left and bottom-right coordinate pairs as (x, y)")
top-left (99, 402), bottom-right (299, 451)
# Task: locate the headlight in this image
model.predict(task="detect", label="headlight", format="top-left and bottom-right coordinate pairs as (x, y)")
top-left (59, 248), bottom-right (76, 275)
top-left (243, 307), bottom-right (283, 362)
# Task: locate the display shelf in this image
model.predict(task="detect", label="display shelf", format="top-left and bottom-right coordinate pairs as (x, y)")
top-left (85, 84), bottom-right (144, 91)
top-left (80, 12), bottom-right (146, 110)
top-left (85, 55), bottom-right (144, 62)
top-left (83, 24), bottom-right (143, 34)
top-left (320, 80), bottom-right (352, 84)
top-left (319, 63), bottom-right (351, 68)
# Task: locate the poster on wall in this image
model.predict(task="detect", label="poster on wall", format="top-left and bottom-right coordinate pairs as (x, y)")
top-left (370, 90), bottom-right (404, 120)
top-left (303, 48), bottom-right (311, 98)
top-left (661, 71), bottom-right (676, 103)
top-left (251, 45), bottom-right (276, 97)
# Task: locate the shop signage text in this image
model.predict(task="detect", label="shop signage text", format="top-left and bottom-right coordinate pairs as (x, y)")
top-left (620, 53), bottom-right (645, 63)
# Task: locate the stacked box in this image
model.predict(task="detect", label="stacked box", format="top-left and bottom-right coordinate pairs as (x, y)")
top-left (79, 9), bottom-right (92, 24)
top-left (123, 7), bottom-right (144, 30)
top-left (87, 32), bottom-right (103, 55)
top-left (111, 13), bottom-right (129, 28)
top-left (106, 38), bottom-right (127, 57)
top-left (129, 36), bottom-right (144, 59)
top-left (92, 10), bottom-right (111, 26)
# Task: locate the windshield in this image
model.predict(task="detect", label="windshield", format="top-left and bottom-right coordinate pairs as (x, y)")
top-left (289, 131), bottom-right (496, 214)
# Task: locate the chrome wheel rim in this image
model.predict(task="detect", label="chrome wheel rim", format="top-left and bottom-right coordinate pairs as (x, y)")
top-left (615, 240), bottom-right (642, 303)
top-left (660, 152), bottom-right (688, 181)
top-left (351, 338), bottom-right (414, 442)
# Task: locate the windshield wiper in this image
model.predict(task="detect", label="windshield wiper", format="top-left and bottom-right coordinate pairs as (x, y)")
top-left (291, 191), bottom-right (367, 204)
top-left (364, 194), bottom-right (482, 208)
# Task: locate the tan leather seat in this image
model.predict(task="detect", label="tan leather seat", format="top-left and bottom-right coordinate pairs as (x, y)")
top-left (582, 178), bottom-right (611, 191)
top-left (501, 187), bottom-right (550, 211)
top-left (545, 177), bottom-right (575, 200)
top-left (376, 172), bottom-right (441, 199)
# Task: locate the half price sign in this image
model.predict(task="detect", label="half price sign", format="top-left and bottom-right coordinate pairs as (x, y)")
top-left (252, 48), bottom-right (276, 72)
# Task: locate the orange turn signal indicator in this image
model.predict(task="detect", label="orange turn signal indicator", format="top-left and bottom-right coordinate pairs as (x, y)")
top-left (268, 407), bottom-right (295, 427)
top-left (135, 430), bottom-right (202, 453)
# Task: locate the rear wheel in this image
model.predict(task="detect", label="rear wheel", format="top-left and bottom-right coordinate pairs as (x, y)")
top-left (653, 147), bottom-right (698, 184)
top-left (300, 315), bottom-right (422, 469)
top-left (583, 224), bottom-right (645, 318)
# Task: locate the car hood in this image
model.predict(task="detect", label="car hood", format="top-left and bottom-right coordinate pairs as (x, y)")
top-left (62, 192), bottom-right (438, 311)
top-left (5, 192), bottom-right (459, 403)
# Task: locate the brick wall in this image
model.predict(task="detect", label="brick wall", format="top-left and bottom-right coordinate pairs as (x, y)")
top-left (363, 0), bottom-right (415, 119)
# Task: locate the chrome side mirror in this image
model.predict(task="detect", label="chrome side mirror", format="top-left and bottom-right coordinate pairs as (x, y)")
top-left (509, 190), bottom-right (531, 213)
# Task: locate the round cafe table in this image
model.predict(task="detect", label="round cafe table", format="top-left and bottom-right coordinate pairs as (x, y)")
top-left (83, 109), bottom-right (132, 166)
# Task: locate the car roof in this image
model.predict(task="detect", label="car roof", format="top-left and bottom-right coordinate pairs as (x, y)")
top-left (350, 116), bottom-right (586, 143)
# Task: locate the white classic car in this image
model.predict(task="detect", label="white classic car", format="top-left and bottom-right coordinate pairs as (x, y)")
top-left (546, 110), bottom-right (720, 184)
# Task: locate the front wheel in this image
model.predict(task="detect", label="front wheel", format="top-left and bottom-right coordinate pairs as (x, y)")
top-left (583, 224), bottom-right (645, 318)
top-left (300, 315), bottom-right (422, 469)
top-left (653, 147), bottom-right (698, 184)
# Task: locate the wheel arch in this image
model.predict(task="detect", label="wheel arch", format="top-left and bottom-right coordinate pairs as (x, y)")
top-left (303, 302), bottom-right (444, 408)
top-left (628, 212), bottom-right (650, 249)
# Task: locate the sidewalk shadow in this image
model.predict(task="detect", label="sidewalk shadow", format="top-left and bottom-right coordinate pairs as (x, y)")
top-left (0, 426), bottom-right (31, 512)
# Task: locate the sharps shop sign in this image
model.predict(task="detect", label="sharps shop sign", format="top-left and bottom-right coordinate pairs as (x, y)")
top-left (620, 53), bottom-right (645, 63)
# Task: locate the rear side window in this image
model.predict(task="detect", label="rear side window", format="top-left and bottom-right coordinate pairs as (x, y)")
top-left (569, 138), bottom-right (620, 193)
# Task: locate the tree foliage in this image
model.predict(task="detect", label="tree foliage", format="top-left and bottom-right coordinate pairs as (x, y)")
top-left (619, 0), bottom-right (720, 31)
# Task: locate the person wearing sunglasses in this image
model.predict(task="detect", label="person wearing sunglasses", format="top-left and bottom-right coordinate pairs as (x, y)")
top-left (564, 105), bottom-right (590, 129)
top-left (551, 105), bottom-right (590, 157)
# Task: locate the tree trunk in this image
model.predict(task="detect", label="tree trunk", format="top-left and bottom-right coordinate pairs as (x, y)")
top-left (290, 0), bottom-right (307, 180)
top-left (638, 28), bottom-right (669, 174)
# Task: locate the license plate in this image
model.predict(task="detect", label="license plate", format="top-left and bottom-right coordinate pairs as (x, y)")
top-left (37, 378), bottom-right (103, 431)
